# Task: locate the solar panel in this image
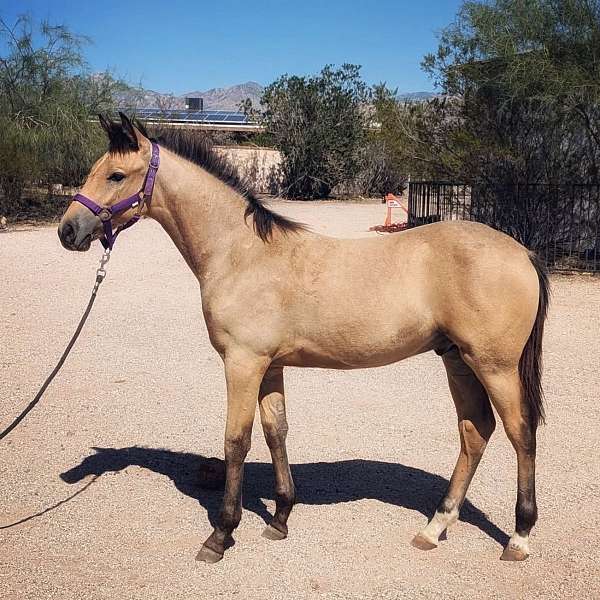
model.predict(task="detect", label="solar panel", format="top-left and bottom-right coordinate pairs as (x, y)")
top-left (117, 108), bottom-right (254, 125)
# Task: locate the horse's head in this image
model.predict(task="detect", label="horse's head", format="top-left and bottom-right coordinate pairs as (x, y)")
top-left (59, 446), bottom-right (134, 483)
top-left (60, 446), bottom-right (225, 490)
top-left (58, 112), bottom-right (153, 251)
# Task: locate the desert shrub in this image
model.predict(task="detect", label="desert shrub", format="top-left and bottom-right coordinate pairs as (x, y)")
top-left (260, 64), bottom-right (370, 199)
top-left (0, 16), bottom-right (119, 218)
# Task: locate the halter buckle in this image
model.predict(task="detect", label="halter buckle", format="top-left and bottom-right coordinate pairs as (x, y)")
top-left (98, 208), bottom-right (112, 222)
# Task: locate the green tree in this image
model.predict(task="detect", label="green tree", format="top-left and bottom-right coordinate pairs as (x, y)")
top-left (261, 64), bottom-right (370, 198)
top-left (0, 16), bottom-right (120, 214)
top-left (413, 0), bottom-right (600, 183)
top-left (423, 0), bottom-right (600, 103)
top-left (371, 84), bottom-right (469, 181)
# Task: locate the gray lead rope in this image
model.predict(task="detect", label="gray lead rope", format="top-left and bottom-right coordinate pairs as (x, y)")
top-left (0, 474), bottom-right (101, 529)
top-left (0, 250), bottom-right (111, 441)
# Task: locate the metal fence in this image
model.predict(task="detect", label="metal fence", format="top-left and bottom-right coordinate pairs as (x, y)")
top-left (408, 181), bottom-right (600, 272)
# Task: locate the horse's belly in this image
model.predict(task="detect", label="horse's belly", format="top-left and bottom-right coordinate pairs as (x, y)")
top-left (274, 322), bottom-right (439, 369)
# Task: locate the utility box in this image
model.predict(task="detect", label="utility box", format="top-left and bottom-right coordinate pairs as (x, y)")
top-left (185, 97), bottom-right (203, 111)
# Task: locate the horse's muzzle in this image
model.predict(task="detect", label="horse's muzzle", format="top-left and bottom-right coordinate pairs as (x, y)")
top-left (58, 215), bottom-right (98, 252)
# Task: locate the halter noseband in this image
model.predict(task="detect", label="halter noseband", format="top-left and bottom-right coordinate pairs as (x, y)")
top-left (73, 142), bottom-right (160, 250)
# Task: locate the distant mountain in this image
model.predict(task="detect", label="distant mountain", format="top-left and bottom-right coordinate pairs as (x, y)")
top-left (113, 88), bottom-right (183, 110)
top-left (114, 81), bottom-right (264, 112)
top-left (396, 91), bottom-right (439, 102)
top-left (112, 79), bottom-right (437, 112)
top-left (184, 82), bottom-right (264, 111)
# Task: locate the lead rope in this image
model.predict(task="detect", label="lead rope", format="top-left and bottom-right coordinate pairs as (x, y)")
top-left (0, 249), bottom-right (111, 441)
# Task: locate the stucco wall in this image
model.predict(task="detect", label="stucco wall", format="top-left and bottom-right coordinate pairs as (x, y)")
top-left (216, 146), bottom-right (282, 194)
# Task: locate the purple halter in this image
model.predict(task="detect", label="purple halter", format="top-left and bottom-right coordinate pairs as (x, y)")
top-left (73, 142), bottom-right (160, 250)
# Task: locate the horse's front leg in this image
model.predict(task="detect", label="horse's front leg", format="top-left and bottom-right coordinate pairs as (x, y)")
top-left (259, 366), bottom-right (296, 540)
top-left (196, 352), bottom-right (269, 564)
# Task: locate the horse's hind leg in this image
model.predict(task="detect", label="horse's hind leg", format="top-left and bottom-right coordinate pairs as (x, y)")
top-left (258, 366), bottom-right (296, 540)
top-left (412, 347), bottom-right (496, 550)
top-left (474, 369), bottom-right (538, 561)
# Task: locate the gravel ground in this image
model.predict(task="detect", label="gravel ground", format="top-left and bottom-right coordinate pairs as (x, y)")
top-left (1, 201), bottom-right (599, 599)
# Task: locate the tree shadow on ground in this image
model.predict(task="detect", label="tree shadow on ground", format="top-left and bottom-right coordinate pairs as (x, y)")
top-left (60, 446), bottom-right (508, 547)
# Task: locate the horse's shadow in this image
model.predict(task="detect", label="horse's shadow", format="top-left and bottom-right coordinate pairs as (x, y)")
top-left (60, 446), bottom-right (508, 547)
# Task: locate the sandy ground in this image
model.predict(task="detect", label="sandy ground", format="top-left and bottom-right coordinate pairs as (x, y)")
top-left (1, 201), bottom-right (599, 600)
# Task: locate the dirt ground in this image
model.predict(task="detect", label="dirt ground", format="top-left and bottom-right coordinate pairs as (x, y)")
top-left (1, 201), bottom-right (599, 600)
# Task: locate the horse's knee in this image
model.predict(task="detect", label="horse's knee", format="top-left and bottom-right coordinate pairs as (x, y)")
top-left (224, 431), bottom-right (251, 462)
top-left (260, 395), bottom-right (289, 447)
top-left (504, 419), bottom-right (537, 456)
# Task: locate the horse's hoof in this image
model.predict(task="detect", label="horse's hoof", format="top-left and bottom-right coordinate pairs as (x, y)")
top-left (500, 545), bottom-right (529, 561)
top-left (411, 534), bottom-right (438, 551)
top-left (196, 544), bottom-right (223, 564)
top-left (262, 524), bottom-right (287, 541)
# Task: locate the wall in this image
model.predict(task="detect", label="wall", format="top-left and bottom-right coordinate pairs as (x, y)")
top-left (215, 146), bottom-right (282, 194)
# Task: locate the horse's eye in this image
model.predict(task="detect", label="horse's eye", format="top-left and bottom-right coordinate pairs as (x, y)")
top-left (108, 172), bottom-right (125, 182)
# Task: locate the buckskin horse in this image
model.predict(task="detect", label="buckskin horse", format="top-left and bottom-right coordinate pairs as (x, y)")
top-left (58, 113), bottom-right (549, 564)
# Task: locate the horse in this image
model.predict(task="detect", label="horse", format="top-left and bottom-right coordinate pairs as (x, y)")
top-left (58, 113), bottom-right (549, 564)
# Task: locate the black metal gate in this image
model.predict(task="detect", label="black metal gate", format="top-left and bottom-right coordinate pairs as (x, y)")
top-left (408, 181), bottom-right (600, 272)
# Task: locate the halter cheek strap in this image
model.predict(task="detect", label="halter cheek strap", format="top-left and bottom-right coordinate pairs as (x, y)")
top-left (73, 142), bottom-right (160, 250)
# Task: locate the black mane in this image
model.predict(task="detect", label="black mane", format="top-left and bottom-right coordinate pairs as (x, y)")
top-left (127, 120), bottom-right (304, 242)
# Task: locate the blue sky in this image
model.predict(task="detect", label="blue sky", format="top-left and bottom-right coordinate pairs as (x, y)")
top-left (3, 0), bottom-right (462, 94)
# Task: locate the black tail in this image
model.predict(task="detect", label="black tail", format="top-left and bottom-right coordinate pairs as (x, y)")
top-left (519, 252), bottom-right (550, 429)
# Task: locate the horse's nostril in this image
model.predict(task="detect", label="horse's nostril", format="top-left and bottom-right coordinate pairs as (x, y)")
top-left (59, 222), bottom-right (75, 246)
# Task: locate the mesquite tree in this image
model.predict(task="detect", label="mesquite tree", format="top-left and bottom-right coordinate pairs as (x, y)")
top-left (261, 64), bottom-right (371, 198)
top-left (373, 1), bottom-right (600, 186)
top-left (0, 16), bottom-right (121, 214)
top-left (419, 0), bottom-right (600, 183)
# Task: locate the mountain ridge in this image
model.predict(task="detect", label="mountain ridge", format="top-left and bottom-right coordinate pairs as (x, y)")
top-left (183, 82), bottom-right (264, 110)
top-left (115, 81), bottom-right (264, 111)
top-left (113, 79), bottom-right (438, 111)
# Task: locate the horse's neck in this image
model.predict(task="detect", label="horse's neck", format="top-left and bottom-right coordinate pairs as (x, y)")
top-left (147, 149), bottom-right (256, 280)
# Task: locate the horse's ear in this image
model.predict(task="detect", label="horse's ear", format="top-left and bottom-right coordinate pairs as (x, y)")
top-left (98, 114), bottom-right (113, 135)
top-left (119, 112), bottom-right (139, 150)
top-left (97, 112), bottom-right (139, 152)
